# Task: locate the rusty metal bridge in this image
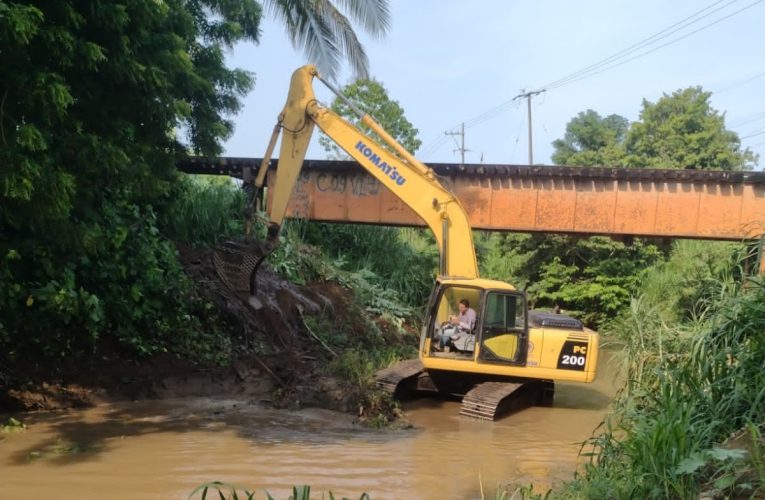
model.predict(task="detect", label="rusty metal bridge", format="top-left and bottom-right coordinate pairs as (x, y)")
top-left (178, 157), bottom-right (765, 243)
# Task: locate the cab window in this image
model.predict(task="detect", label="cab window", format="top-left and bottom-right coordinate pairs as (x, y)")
top-left (484, 292), bottom-right (524, 330)
top-left (479, 292), bottom-right (526, 364)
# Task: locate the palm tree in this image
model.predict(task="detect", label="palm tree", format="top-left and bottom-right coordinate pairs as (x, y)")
top-left (265, 0), bottom-right (391, 80)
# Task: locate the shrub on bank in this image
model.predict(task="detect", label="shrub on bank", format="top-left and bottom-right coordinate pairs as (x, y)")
top-left (547, 242), bottom-right (765, 499)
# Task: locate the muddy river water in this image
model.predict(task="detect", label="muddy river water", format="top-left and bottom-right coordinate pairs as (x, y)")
top-left (1, 352), bottom-right (620, 499)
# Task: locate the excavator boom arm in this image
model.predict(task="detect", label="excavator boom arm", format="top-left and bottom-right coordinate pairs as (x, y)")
top-left (260, 65), bottom-right (479, 279)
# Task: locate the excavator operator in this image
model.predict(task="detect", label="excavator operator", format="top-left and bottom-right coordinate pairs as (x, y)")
top-left (437, 299), bottom-right (476, 350)
top-left (451, 299), bottom-right (476, 330)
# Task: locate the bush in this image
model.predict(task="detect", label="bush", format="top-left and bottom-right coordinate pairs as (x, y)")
top-left (1, 196), bottom-right (227, 367)
top-left (556, 243), bottom-right (765, 499)
top-left (300, 222), bottom-right (437, 307)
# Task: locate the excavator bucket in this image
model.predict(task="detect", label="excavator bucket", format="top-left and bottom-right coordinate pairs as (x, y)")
top-left (212, 123), bottom-right (280, 311)
top-left (212, 240), bottom-right (274, 310)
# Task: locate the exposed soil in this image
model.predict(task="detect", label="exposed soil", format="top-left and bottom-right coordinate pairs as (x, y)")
top-left (0, 244), bottom-right (391, 420)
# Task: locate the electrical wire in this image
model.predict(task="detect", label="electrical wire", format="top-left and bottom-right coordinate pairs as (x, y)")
top-left (440, 0), bottom-right (761, 137)
top-left (509, 112), bottom-right (525, 161)
top-left (742, 129), bottom-right (765, 139)
top-left (729, 112), bottom-right (765, 127)
top-left (420, 134), bottom-right (451, 160)
top-left (420, 100), bottom-right (521, 159)
top-left (543, 0), bottom-right (765, 92)
top-left (540, 0), bottom-right (738, 91)
top-left (425, 0), bottom-right (763, 157)
top-left (713, 72), bottom-right (765, 94)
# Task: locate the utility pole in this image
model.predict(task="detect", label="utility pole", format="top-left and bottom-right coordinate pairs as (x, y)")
top-left (513, 89), bottom-right (545, 165)
top-left (445, 122), bottom-right (471, 165)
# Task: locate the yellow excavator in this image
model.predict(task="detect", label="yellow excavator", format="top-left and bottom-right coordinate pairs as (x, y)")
top-left (239, 65), bottom-right (599, 420)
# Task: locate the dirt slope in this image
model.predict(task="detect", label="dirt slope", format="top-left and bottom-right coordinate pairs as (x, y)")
top-left (1, 245), bottom-right (365, 414)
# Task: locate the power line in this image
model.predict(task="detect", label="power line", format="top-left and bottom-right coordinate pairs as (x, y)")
top-left (420, 100), bottom-right (520, 158)
top-left (742, 128), bottom-right (765, 139)
top-left (424, 0), bottom-right (763, 160)
top-left (542, 0), bottom-right (764, 92)
top-left (437, 0), bottom-right (761, 142)
top-left (421, 134), bottom-right (450, 159)
top-left (540, 0), bottom-right (738, 91)
top-left (713, 72), bottom-right (765, 94)
top-left (509, 112), bottom-right (525, 162)
top-left (728, 112), bottom-right (765, 129)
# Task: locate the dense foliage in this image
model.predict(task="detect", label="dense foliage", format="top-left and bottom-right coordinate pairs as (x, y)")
top-left (299, 222), bottom-right (436, 307)
top-left (162, 176), bottom-right (245, 247)
top-left (551, 111), bottom-right (629, 167)
top-left (548, 241), bottom-right (765, 499)
top-left (553, 86), bottom-right (758, 170)
top-left (477, 233), bottom-right (662, 326)
top-left (625, 87), bottom-right (758, 170)
top-left (0, 0), bottom-right (260, 370)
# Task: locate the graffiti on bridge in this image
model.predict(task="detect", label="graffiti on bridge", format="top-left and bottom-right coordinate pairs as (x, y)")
top-left (310, 172), bottom-right (381, 197)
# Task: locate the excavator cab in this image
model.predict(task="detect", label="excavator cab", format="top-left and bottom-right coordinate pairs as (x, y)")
top-left (425, 281), bottom-right (528, 366)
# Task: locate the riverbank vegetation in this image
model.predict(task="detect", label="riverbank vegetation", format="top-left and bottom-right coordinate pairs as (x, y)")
top-left (0, 0), bottom-right (394, 406)
top-left (501, 241), bottom-right (765, 499)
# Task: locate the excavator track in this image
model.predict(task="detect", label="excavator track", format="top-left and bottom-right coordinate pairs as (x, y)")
top-left (460, 381), bottom-right (551, 421)
top-left (374, 359), bottom-right (424, 397)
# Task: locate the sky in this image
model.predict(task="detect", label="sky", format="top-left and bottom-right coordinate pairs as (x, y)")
top-left (223, 0), bottom-right (765, 169)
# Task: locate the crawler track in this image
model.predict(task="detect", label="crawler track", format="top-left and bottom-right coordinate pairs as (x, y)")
top-left (460, 381), bottom-right (552, 421)
top-left (460, 382), bottom-right (523, 420)
top-left (374, 359), bottom-right (424, 397)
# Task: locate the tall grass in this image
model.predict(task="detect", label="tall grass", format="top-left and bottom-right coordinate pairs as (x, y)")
top-left (299, 222), bottom-right (437, 307)
top-left (553, 241), bottom-right (765, 499)
top-left (163, 175), bottom-right (245, 246)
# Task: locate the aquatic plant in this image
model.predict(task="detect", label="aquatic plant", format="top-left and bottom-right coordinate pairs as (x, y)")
top-left (189, 481), bottom-right (371, 500)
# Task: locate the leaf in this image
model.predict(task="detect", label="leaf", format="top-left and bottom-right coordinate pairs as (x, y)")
top-left (714, 474), bottom-right (737, 489)
top-left (708, 447), bottom-right (747, 461)
top-left (675, 453), bottom-right (707, 475)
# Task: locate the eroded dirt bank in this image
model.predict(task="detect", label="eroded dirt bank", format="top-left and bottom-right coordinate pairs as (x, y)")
top-left (1, 245), bottom-right (402, 419)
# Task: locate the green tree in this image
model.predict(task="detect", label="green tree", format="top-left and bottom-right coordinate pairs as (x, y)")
top-left (0, 1), bottom-right (260, 367)
top-left (625, 86), bottom-right (757, 170)
top-left (534, 86), bottom-right (758, 326)
top-left (535, 110), bottom-right (655, 326)
top-left (552, 110), bottom-right (629, 166)
top-left (478, 233), bottom-right (662, 327)
top-left (266, 0), bottom-right (391, 80)
top-left (318, 78), bottom-right (421, 157)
